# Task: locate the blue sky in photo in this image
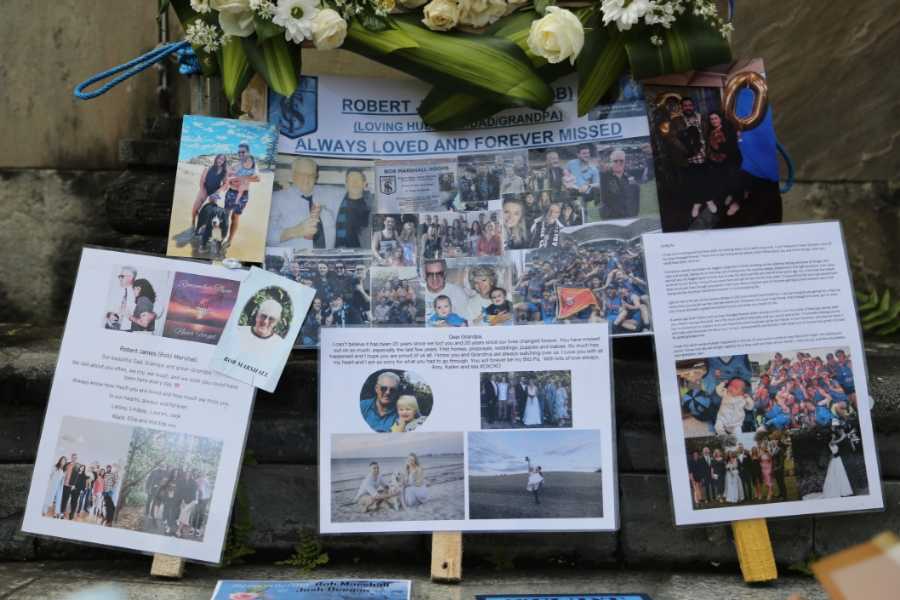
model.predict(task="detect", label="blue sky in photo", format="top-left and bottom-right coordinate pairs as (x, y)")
top-left (178, 115), bottom-right (277, 164)
top-left (468, 430), bottom-right (602, 476)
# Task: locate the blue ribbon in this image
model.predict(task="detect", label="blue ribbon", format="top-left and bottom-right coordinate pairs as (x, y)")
top-left (74, 40), bottom-right (191, 100)
top-left (777, 142), bottom-right (794, 193)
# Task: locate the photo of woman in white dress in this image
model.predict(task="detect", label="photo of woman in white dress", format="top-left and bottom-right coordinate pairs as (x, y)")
top-left (523, 379), bottom-right (543, 427)
top-left (525, 456), bottom-right (544, 504)
top-left (402, 453), bottom-right (429, 508)
top-left (724, 452), bottom-right (745, 504)
top-left (823, 427), bottom-right (854, 498)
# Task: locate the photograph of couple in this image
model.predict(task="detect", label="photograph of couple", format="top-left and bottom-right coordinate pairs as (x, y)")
top-left (677, 348), bottom-right (869, 509)
top-left (168, 116), bottom-right (277, 262)
top-left (43, 417), bottom-right (222, 542)
top-left (267, 155), bottom-right (376, 251)
top-left (422, 258), bottom-right (516, 327)
top-left (358, 369), bottom-right (433, 433)
top-left (371, 214), bottom-right (419, 266)
top-left (102, 265), bottom-right (172, 336)
top-left (644, 61), bottom-right (782, 232)
top-left (480, 370), bottom-right (572, 429)
top-left (330, 432), bottom-right (464, 523)
top-left (467, 430), bottom-right (603, 519)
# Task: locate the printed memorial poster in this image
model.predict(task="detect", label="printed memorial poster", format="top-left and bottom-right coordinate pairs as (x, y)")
top-left (319, 324), bottom-right (617, 533)
top-left (642, 58), bottom-right (783, 232)
top-left (21, 248), bottom-right (255, 563)
top-left (167, 115), bottom-right (278, 263)
top-left (264, 73), bottom-right (661, 347)
top-left (643, 222), bottom-right (883, 525)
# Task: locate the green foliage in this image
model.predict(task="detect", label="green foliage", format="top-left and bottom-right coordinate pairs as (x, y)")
top-left (237, 285), bottom-right (296, 338)
top-left (276, 530), bottom-right (330, 572)
top-left (577, 11), bottom-right (626, 116)
top-left (857, 288), bottom-right (900, 337)
top-left (223, 451), bottom-right (258, 566)
top-left (533, 0), bottom-right (555, 16)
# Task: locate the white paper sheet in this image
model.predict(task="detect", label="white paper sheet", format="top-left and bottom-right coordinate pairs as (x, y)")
top-left (21, 248), bottom-right (255, 563)
top-left (318, 324), bottom-right (617, 533)
top-left (643, 222), bottom-right (884, 525)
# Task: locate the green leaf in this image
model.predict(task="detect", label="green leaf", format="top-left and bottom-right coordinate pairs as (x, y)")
top-left (361, 12), bottom-right (391, 32)
top-left (576, 15), bottom-right (627, 116)
top-left (241, 35), bottom-right (301, 97)
top-left (624, 14), bottom-right (732, 80)
top-left (345, 15), bottom-right (552, 110)
top-left (534, 0), bottom-right (554, 16)
top-left (254, 14), bottom-right (283, 42)
top-left (346, 18), bottom-right (419, 54)
top-left (220, 37), bottom-right (254, 110)
top-left (418, 90), bottom-right (506, 131)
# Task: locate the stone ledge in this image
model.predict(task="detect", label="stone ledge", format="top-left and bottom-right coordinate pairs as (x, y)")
top-left (0, 560), bottom-right (829, 600)
top-left (2, 463), bottom-right (897, 570)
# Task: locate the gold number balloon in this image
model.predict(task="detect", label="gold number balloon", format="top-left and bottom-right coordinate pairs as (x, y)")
top-left (723, 71), bottom-right (769, 131)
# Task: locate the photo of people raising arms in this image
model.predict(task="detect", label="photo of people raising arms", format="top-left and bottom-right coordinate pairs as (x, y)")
top-left (677, 348), bottom-right (870, 509)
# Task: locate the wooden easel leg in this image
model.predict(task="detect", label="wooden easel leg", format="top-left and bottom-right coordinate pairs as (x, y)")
top-left (732, 518), bottom-right (778, 583)
top-left (430, 531), bottom-right (462, 583)
top-left (150, 553), bottom-right (185, 579)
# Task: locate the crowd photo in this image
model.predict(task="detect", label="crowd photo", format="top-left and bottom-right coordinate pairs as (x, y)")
top-left (370, 267), bottom-right (425, 326)
top-left (267, 155), bottom-right (377, 251)
top-left (265, 251), bottom-right (371, 347)
top-left (103, 265), bottom-right (172, 335)
top-left (480, 370), bottom-right (572, 429)
top-left (418, 211), bottom-right (504, 260)
top-left (456, 151), bottom-right (529, 209)
top-left (511, 223), bottom-right (654, 333)
top-left (468, 430), bottom-right (603, 519)
top-left (330, 432), bottom-right (464, 522)
top-left (358, 369), bottom-right (434, 433)
top-left (44, 417), bottom-right (222, 541)
top-left (371, 214), bottom-right (419, 266)
top-left (168, 116), bottom-right (277, 261)
top-left (645, 81), bottom-right (782, 232)
top-left (677, 348), bottom-right (869, 509)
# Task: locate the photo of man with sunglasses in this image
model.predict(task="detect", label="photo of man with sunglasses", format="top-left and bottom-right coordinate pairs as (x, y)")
top-left (359, 371), bottom-right (402, 432)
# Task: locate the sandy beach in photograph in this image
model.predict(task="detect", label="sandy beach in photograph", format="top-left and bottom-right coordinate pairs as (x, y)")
top-left (469, 470), bottom-right (603, 519)
top-left (331, 457), bottom-right (465, 523)
top-left (167, 162), bottom-right (272, 262)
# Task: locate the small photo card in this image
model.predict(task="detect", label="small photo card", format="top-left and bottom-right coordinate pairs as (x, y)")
top-left (210, 579), bottom-right (411, 600)
top-left (167, 115), bottom-right (278, 263)
top-left (211, 266), bottom-right (315, 391)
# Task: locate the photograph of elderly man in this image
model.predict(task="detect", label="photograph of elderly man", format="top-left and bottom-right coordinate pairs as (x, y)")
top-left (359, 370), bottom-right (433, 433)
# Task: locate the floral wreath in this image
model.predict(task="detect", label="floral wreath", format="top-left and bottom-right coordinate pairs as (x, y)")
top-left (167, 0), bottom-right (732, 128)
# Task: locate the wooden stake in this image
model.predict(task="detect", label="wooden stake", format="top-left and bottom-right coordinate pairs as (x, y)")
top-left (430, 531), bottom-right (462, 583)
top-left (150, 554), bottom-right (185, 579)
top-left (732, 518), bottom-right (778, 582)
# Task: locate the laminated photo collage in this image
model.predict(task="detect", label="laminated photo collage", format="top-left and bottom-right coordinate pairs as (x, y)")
top-left (264, 139), bottom-right (661, 348)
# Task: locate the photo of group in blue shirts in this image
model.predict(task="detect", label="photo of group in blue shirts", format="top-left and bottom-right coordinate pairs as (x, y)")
top-left (678, 348), bottom-right (870, 510)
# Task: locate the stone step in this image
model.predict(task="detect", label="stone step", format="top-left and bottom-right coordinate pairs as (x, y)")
top-left (0, 560), bottom-right (830, 600)
top-left (1, 462), bottom-right (897, 570)
top-left (118, 139), bottom-right (179, 168)
top-left (104, 171), bottom-right (175, 235)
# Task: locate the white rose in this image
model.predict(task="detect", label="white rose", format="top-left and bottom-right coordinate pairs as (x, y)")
top-left (219, 9), bottom-right (255, 37)
top-left (311, 8), bottom-right (348, 50)
top-left (210, 0), bottom-right (251, 13)
top-left (422, 0), bottom-right (460, 31)
top-left (527, 6), bottom-right (584, 65)
top-left (398, 0), bottom-right (429, 8)
top-left (457, 0), bottom-right (507, 28)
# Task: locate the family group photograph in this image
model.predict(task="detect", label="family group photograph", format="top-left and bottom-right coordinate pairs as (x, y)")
top-left (480, 369), bottom-right (573, 429)
top-left (467, 430), bottom-right (604, 520)
top-left (43, 417), bottom-right (222, 542)
top-left (168, 116), bottom-right (277, 262)
top-left (329, 433), bottom-right (464, 523)
top-left (677, 348), bottom-right (869, 509)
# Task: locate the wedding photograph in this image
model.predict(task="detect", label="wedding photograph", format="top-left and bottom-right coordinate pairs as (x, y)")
top-left (467, 430), bottom-right (603, 519)
top-left (329, 432), bottom-right (464, 523)
top-left (42, 416), bottom-right (223, 542)
top-left (480, 370), bottom-right (572, 429)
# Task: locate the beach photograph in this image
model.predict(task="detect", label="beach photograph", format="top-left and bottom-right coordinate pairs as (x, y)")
top-left (167, 115), bottom-right (277, 262)
top-left (468, 429), bottom-right (603, 520)
top-left (329, 432), bottom-right (464, 523)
